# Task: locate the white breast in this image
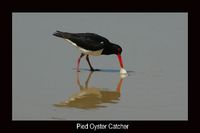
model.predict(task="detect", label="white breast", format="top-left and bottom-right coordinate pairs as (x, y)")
top-left (64, 39), bottom-right (103, 56)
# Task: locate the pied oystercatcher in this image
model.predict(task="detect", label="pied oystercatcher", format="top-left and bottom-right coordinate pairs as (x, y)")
top-left (53, 31), bottom-right (127, 74)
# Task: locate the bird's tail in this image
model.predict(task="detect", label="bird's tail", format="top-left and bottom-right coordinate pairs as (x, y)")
top-left (53, 31), bottom-right (71, 39)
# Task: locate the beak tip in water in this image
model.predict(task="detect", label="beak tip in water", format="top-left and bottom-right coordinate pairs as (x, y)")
top-left (120, 73), bottom-right (128, 78)
top-left (120, 68), bottom-right (128, 74)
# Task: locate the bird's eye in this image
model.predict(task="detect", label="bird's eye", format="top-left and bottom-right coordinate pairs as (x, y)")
top-left (118, 48), bottom-right (121, 52)
top-left (100, 41), bottom-right (104, 44)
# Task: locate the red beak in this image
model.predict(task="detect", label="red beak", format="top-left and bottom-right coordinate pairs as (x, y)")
top-left (117, 54), bottom-right (124, 68)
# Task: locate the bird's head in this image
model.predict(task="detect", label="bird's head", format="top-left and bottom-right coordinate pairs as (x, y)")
top-left (113, 44), bottom-right (123, 55)
top-left (111, 44), bottom-right (124, 68)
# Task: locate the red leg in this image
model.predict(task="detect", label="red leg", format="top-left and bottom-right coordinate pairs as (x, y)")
top-left (77, 53), bottom-right (84, 72)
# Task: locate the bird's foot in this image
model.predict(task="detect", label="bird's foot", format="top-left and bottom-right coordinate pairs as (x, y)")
top-left (90, 68), bottom-right (95, 71)
top-left (90, 68), bottom-right (100, 71)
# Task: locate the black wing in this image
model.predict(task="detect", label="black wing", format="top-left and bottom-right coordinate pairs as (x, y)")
top-left (69, 33), bottom-right (110, 51)
top-left (53, 31), bottom-right (110, 51)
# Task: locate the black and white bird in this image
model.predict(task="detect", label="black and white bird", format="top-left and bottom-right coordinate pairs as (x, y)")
top-left (53, 31), bottom-right (127, 74)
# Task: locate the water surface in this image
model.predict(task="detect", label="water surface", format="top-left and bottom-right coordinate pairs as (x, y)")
top-left (12, 13), bottom-right (188, 120)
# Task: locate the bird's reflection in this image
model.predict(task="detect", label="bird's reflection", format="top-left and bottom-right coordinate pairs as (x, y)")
top-left (54, 72), bottom-right (124, 109)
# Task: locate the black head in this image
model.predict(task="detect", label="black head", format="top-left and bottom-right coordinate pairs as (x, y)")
top-left (102, 43), bottom-right (123, 55)
top-left (110, 43), bottom-right (124, 69)
top-left (113, 44), bottom-right (123, 55)
top-left (109, 43), bottom-right (123, 55)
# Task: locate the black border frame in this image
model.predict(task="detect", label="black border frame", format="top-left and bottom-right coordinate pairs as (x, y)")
top-left (2, 0), bottom-right (191, 131)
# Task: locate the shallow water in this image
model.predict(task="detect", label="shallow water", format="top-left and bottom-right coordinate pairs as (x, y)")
top-left (12, 13), bottom-right (187, 120)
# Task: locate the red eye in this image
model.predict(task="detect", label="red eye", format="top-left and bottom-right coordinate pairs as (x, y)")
top-left (118, 48), bottom-right (121, 52)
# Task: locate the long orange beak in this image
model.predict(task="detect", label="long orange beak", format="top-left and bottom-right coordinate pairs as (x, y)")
top-left (117, 54), bottom-right (124, 68)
